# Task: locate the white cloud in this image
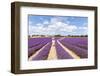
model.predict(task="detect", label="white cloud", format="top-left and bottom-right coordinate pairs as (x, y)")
top-left (78, 26), bottom-right (88, 30)
top-left (29, 17), bottom-right (81, 36)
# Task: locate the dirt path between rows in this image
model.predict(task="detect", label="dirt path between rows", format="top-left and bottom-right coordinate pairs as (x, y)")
top-left (47, 38), bottom-right (58, 60)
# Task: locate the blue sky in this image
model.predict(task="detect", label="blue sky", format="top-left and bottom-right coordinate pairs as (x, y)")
top-left (28, 15), bottom-right (88, 36)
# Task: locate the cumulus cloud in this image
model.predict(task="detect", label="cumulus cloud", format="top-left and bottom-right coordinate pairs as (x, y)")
top-left (78, 26), bottom-right (87, 30)
top-left (29, 17), bottom-right (87, 36)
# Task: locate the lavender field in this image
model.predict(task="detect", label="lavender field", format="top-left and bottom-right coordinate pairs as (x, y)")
top-left (28, 15), bottom-right (88, 61)
top-left (28, 37), bottom-right (88, 61)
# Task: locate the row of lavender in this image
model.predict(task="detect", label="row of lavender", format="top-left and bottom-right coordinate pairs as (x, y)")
top-left (55, 40), bottom-right (73, 59)
top-left (59, 37), bottom-right (88, 58)
top-left (31, 42), bottom-right (52, 60)
top-left (28, 38), bottom-right (52, 59)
